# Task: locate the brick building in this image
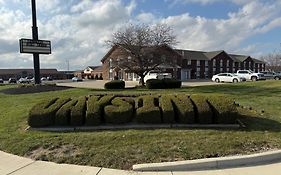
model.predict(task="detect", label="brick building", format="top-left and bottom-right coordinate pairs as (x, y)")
top-left (100, 46), bottom-right (265, 81)
top-left (101, 45), bottom-right (182, 81)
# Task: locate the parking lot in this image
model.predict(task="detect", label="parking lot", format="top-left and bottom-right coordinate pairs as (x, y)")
top-left (55, 79), bottom-right (220, 89)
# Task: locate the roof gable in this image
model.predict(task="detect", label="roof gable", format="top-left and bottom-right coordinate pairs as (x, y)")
top-left (175, 49), bottom-right (209, 60)
top-left (101, 45), bottom-right (182, 62)
top-left (203, 50), bottom-right (224, 59)
top-left (229, 54), bottom-right (250, 62)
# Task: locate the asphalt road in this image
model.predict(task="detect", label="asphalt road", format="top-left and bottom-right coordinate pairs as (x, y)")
top-left (56, 79), bottom-right (221, 89)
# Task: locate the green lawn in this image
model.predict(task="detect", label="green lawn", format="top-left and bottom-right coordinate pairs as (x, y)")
top-left (0, 81), bottom-right (281, 170)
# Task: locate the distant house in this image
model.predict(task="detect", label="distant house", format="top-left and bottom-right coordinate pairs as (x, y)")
top-left (100, 46), bottom-right (266, 81)
top-left (0, 69), bottom-right (66, 80)
top-left (75, 66), bottom-right (103, 79)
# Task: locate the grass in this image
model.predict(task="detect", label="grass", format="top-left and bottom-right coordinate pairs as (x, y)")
top-left (1, 81), bottom-right (281, 170)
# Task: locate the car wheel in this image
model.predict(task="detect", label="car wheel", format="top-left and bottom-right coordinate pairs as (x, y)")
top-left (251, 76), bottom-right (257, 81)
top-left (274, 77), bottom-right (280, 80)
top-left (233, 78), bottom-right (238, 83)
top-left (215, 78), bottom-right (220, 83)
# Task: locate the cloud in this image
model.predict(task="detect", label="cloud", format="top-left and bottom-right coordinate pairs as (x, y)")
top-left (159, 0), bottom-right (281, 57)
top-left (0, 0), bottom-right (281, 70)
top-left (168, 0), bottom-right (257, 5)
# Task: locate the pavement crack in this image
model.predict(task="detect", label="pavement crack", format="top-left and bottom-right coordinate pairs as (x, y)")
top-left (6, 161), bottom-right (36, 175)
top-left (96, 167), bottom-right (103, 175)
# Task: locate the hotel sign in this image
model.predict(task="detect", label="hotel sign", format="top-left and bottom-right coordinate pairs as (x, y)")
top-left (19, 38), bottom-right (51, 54)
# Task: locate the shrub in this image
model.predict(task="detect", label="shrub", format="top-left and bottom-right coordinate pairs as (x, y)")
top-left (70, 96), bottom-right (86, 126)
top-left (136, 95), bottom-right (162, 123)
top-left (207, 96), bottom-right (237, 124)
top-left (104, 97), bottom-right (133, 124)
top-left (85, 95), bottom-right (114, 125)
top-left (55, 99), bottom-right (77, 126)
top-left (28, 98), bottom-right (70, 127)
top-left (172, 95), bottom-right (195, 124)
top-left (146, 79), bottom-right (163, 89)
top-left (159, 95), bottom-right (175, 123)
top-left (104, 80), bottom-right (125, 89)
top-left (163, 79), bottom-right (182, 88)
top-left (146, 79), bottom-right (182, 89)
top-left (190, 95), bottom-right (213, 124)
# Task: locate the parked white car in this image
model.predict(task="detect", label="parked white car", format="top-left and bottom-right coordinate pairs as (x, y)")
top-left (144, 72), bottom-right (172, 82)
top-left (18, 77), bottom-right (31, 84)
top-left (236, 70), bottom-right (265, 81)
top-left (212, 73), bottom-right (246, 83)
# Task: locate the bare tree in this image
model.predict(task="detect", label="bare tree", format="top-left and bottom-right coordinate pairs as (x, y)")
top-left (106, 23), bottom-right (177, 86)
top-left (260, 47), bottom-right (281, 71)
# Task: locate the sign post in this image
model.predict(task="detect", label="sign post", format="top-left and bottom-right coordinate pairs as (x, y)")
top-left (19, 0), bottom-right (51, 84)
top-left (32, 0), bottom-right (40, 84)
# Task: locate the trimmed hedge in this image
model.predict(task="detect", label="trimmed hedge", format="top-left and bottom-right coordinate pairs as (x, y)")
top-left (28, 94), bottom-right (239, 127)
top-left (55, 99), bottom-right (77, 126)
top-left (163, 79), bottom-right (182, 88)
top-left (85, 95), bottom-right (114, 125)
top-left (172, 95), bottom-right (195, 124)
top-left (28, 98), bottom-right (70, 127)
top-left (190, 95), bottom-right (213, 124)
top-left (136, 95), bottom-right (162, 123)
top-left (207, 96), bottom-right (237, 124)
top-left (104, 97), bottom-right (133, 124)
top-left (159, 95), bottom-right (175, 123)
top-left (146, 79), bottom-right (163, 89)
top-left (146, 79), bottom-right (182, 89)
top-left (70, 96), bottom-right (86, 126)
top-left (104, 80), bottom-right (125, 89)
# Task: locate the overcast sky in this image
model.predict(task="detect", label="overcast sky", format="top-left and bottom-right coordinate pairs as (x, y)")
top-left (0, 0), bottom-right (281, 70)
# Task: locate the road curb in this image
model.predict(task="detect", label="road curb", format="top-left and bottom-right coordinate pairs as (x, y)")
top-left (26, 124), bottom-right (240, 132)
top-left (133, 150), bottom-right (281, 171)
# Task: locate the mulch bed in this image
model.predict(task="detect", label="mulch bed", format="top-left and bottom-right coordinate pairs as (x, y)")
top-left (0, 85), bottom-right (72, 95)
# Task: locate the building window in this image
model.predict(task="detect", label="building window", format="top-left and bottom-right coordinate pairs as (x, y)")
top-left (187, 59), bottom-right (191, 65)
top-left (197, 60), bottom-right (200, 66)
top-left (227, 60), bottom-right (229, 67)
top-left (213, 59), bottom-right (216, 67)
top-left (205, 61), bottom-right (208, 67)
top-left (220, 60), bottom-right (223, 67)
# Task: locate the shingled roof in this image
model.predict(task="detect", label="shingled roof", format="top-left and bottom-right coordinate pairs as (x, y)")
top-left (175, 49), bottom-right (209, 60)
top-left (229, 54), bottom-right (250, 62)
top-left (203, 50), bottom-right (224, 59)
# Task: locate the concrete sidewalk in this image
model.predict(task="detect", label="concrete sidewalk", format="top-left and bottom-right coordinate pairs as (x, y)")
top-left (1, 150), bottom-right (281, 175)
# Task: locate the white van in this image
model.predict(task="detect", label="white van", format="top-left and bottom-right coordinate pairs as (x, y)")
top-left (144, 72), bottom-right (172, 82)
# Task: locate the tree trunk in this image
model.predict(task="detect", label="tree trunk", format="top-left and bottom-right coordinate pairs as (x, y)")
top-left (139, 75), bottom-right (145, 87)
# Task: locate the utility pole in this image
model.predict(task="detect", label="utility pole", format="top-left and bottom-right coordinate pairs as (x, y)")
top-left (31, 0), bottom-right (40, 84)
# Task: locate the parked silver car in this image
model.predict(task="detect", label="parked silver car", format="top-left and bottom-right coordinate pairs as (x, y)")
top-left (72, 77), bottom-right (83, 82)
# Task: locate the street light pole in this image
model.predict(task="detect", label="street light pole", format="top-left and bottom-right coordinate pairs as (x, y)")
top-left (31, 0), bottom-right (40, 84)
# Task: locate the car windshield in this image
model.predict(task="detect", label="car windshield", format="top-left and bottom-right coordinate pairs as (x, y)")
top-left (249, 70), bottom-right (253, 73)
